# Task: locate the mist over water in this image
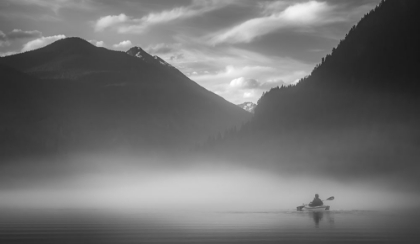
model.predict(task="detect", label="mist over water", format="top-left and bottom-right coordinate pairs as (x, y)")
top-left (1, 153), bottom-right (418, 211)
top-left (1, 151), bottom-right (419, 243)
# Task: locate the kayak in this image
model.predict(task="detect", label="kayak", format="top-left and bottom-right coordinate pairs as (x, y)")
top-left (297, 205), bottom-right (330, 211)
top-left (296, 196), bottom-right (334, 211)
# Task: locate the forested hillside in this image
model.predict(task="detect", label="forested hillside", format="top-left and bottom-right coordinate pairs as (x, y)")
top-left (203, 0), bottom-right (420, 185)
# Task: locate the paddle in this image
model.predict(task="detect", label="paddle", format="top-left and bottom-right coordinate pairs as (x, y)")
top-left (297, 196), bottom-right (334, 211)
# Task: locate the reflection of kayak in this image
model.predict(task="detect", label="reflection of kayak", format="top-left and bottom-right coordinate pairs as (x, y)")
top-left (297, 205), bottom-right (330, 211)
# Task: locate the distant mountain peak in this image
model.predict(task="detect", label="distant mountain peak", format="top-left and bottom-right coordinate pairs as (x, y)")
top-left (127, 46), bottom-right (144, 52)
top-left (126, 46), bottom-right (150, 60)
top-left (237, 102), bottom-right (256, 113)
top-left (126, 46), bottom-right (174, 68)
top-left (43, 37), bottom-right (90, 46)
top-left (44, 37), bottom-right (95, 52)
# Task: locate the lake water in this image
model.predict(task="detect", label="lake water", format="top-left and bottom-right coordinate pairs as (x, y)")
top-left (1, 209), bottom-right (419, 243)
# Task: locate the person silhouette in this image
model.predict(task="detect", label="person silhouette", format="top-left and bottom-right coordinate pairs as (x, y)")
top-left (309, 194), bottom-right (323, 207)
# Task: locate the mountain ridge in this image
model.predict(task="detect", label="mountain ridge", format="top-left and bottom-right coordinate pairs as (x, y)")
top-left (0, 37), bottom-right (251, 157)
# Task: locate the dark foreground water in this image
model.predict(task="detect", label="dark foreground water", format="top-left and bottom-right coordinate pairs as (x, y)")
top-left (1, 209), bottom-right (419, 243)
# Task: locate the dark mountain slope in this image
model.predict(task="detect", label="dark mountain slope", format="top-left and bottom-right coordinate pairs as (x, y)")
top-left (255, 0), bottom-right (420, 128)
top-left (0, 38), bottom-right (250, 157)
top-left (0, 64), bottom-right (61, 155)
top-left (313, 0), bottom-right (419, 91)
top-left (205, 0), bottom-right (420, 185)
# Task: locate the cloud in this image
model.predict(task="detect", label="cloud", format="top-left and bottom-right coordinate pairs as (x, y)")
top-left (169, 53), bottom-right (184, 61)
top-left (94, 13), bottom-right (128, 32)
top-left (112, 40), bottom-right (132, 49)
top-left (230, 77), bottom-right (287, 90)
top-left (93, 0), bottom-right (230, 34)
top-left (259, 1), bottom-right (289, 15)
top-left (243, 90), bottom-right (255, 98)
top-left (0, 51), bottom-right (18, 57)
top-left (264, 78), bottom-right (289, 88)
top-left (227, 76), bottom-right (288, 101)
top-left (0, 31), bottom-right (6, 46)
top-left (280, 1), bottom-right (338, 24)
top-left (94, 41), bottom-right (105, 47)
top-left (88, 40), bottom-right (105, 47)
top-left (6, 0), bottom-right (93, 14)
top-left (146, 43), bottom-right (181, 55)
top-left (21, 35), bottom-right (66, 52)
top-left (192, 65), bottom-right (275, 82)
top-left (185, 46), bottom-right (311, 103)
top-left (207, 1), bottom-right (338, 45)
top-left (7, 29), bottom-right (42, 40)
top-left (118, 6), bottom-right (203, 34)
top-left (230, 77), bottom-right (260, 89)
top-left (0, 29), bottom-right (42, 46)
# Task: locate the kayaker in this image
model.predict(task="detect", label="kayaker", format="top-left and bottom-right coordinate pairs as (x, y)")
top-left (309, 194), bottom-right (323, 207)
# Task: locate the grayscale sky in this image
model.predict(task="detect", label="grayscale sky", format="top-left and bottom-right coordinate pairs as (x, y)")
top-left (0, 0), bottom-right (381, 103)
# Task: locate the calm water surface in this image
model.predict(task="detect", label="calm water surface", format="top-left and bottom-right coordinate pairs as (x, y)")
top-left (1, 209), bottom-right (419, 243)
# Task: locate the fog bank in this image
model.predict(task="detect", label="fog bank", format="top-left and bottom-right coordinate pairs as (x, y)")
top-left (1, 154), bottom-right (419, 211)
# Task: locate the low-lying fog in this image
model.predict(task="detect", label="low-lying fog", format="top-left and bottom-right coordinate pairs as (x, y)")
top-left (1, 153), bottom-right (419, 211)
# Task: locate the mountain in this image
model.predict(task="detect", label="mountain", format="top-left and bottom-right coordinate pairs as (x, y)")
top-left (0, 38), bottom-right (250, 157)
top-left (237, 102), bottom-right (256, 114)
top-left (254, 0), bottom-right (420, 128)
top-left (126, 46), bottom-right (174, 69)
top-left (205, 0), bottom-right (420, 185)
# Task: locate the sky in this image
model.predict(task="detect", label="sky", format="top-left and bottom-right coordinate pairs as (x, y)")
top-left (0, 0), bottom-right (381, 104)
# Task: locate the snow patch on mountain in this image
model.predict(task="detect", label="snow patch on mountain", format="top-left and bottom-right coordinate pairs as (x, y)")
top-left (126, 47), bottom-right (174, 69)
top-left (237, 102), bottom-right (256, 113)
